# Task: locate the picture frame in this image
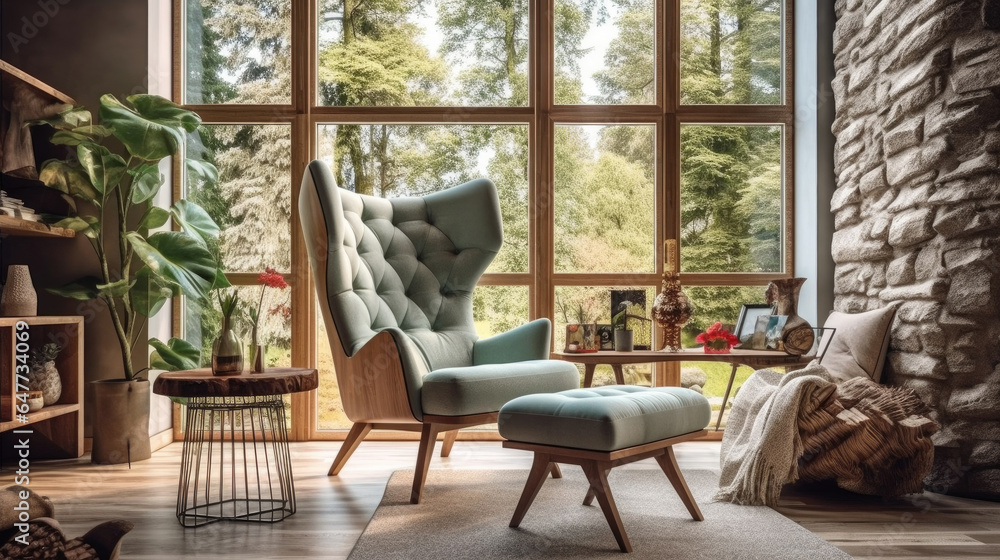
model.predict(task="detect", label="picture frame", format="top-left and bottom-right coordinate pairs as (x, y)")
top-left (764, 315), bottom-right (788, 350)
top-left (734, 303), bottom-right (775, 348)
top-left (596, 324), bottom-right (615, 350)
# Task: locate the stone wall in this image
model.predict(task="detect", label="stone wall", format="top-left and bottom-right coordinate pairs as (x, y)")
top-left (831, 0), bottom-right (1000, 500)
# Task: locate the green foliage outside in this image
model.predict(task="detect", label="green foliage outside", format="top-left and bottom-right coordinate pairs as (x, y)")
top-left (184, 0), bottom-right (786, 427)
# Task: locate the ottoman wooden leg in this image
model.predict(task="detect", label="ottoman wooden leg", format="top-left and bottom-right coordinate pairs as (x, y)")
top-left (582, 461), bottom-right (631, 553)
top-left (551, 462), bottom-right (563, 479)
top-left (510, 453), bottom-right (553, 528)
top-left (583, 467), bottom-right (611, 506)
top-left (655, 447), bottom-right (704, 521)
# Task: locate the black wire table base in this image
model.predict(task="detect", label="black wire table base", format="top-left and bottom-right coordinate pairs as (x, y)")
top-left (177, 395), bottom-right (295, 527)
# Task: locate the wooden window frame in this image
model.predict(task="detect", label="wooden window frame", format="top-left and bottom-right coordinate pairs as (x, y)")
top-left (171, 0), bottom-right (795, 441)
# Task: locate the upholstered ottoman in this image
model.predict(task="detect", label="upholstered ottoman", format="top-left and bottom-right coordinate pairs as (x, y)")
top-left (498, 386), bottom-right (712, 553)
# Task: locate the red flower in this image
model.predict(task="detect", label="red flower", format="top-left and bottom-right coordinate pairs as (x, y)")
top-left (258, 267), bottom-right (289, 290)
top-left (695, 322), bottom-right (740, 349)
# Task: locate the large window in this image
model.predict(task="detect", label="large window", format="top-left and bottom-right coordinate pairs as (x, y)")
top-left (175, 0), bottom-right (794, 439)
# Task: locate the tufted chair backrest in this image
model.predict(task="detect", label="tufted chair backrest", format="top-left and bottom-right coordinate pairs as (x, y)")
top-left (300, 161), bottom-right (503, 394)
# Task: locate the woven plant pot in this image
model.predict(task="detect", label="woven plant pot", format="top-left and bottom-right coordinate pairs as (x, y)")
top-left (91, 379), bottom-right (151, 465)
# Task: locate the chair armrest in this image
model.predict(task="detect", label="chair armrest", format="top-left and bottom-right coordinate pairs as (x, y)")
top-left (473, 318), bottom-right (552, 365)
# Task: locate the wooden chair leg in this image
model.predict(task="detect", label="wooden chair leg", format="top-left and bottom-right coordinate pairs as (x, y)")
top-left (328, 422), bottom-right (372, 476)
top-left (411, 423), bottom-right (441, 504)
top-left (550, 462), bottom-right (562, 479)
top-left (440, 430), bottom-right (458, 458)
top-left (509, 453), bottom-right (552, 528)
top-left (582, 468), bottom-right (611, 506)
top-left (582, 461), bottom-right (631, 553)
top-left (715, 364), bottom-right (739, 431)
top-left (583, 364), bottom-right (596, 388)
top-left (655, 447), bottom-right (704, 521)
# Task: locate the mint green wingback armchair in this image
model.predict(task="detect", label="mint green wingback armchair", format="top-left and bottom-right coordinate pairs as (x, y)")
top-left (299, 160), bottom-right (579, 503)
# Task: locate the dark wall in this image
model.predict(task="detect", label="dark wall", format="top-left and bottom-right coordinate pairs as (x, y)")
top-left (1, 0), bottom-right (149, 437)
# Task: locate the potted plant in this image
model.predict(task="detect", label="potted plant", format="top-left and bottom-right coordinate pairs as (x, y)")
top-left (33, 94), bottom-right (225, 464)
top-left (612, 301), bottom-right (634, 352)
top-left (28, 342), bottom-right (63, 406)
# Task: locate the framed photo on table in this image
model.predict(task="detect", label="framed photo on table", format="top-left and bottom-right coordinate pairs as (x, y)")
top-left (734, 303), bottom-right (775, 349)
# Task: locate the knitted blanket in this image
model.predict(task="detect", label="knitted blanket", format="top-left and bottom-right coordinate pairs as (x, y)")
top-left (716, 361), bottom-right (835, 506)
top-left (717, 361), bottom-right (938, 506)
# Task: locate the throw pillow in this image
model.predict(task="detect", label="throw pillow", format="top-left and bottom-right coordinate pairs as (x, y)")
top-left (819, 304), bottom-right (899, 383)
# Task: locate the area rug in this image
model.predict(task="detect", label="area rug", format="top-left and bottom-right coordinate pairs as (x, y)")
top-left (348, 468), bottom-right (852, 559)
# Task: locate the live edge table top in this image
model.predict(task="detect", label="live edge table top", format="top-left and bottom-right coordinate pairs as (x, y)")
top-left (551, 348), bottom-right (812, 369)
top-left (152, 367), bottom-right (319, 398)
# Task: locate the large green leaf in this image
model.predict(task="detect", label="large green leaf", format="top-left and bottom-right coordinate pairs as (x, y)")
top-left (77, 143), bottom-right (127, 197)
top-left (149, 337), bottom-right (201, 371)
top-left (140, 207), bottom-right (170, 230)
top-left (26, 106), bottom-right (91, 130)
top-left (170, 200), bottom-right (220, 246)
top-left (129, 94), bottom-right (201, 132)
top-left (132, 266), bottom-right (175, 317)
top-left (97, 278), bottom-right (134, 298)
top-left (185, 158), bottom-right (219, 188)
top-left (99, 94), bottom-right (184, 161)
top-left (39, 160), bottom-right (99, 204)
top-left (129, 163), bottom-right (164, 204)
top-left (212, 266), bottom-right (232, 290)
top-left (127, 231), bottom-right (218, 300)
top-left (48, 277), bottom-right (102, 301)
top-left (49, 125), bottom-right (113, 147)
top-left (53, 215), bottom-right (100, 238)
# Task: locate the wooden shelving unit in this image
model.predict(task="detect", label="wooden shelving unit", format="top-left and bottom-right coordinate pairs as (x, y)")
top-left (0, 60), bottom-right (75, 106)
top-left (0, 215), bottom-right (75, 238)
top-left (0, 316), bottom-right (84, 459)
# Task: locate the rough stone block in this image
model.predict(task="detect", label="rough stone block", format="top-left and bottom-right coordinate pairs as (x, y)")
top-left (889, 56), bottom-right (941, 100)
top-left (834, 294), bottom-right (870, 313)
top-left (834, 205), bottom-right (862, 229)
top-left (954, 30), bottom-right (1000, 61)
top-left (970, 442), bottom-right (1000, 467)
top-left (947, 262), bottom-right (995, 315)
top-left (834, 11), bottom-right (865, 53)
top-left (891, 323), bottom-right (923, 352)
top-left (930, 176), bottom-right (1000, 203)
top-left (849, 59), bottom-right (879, 93)
top-left (946, 349), bottom-right (979, 374)
top-left (832, 222), bottom-right (894, 264)
top-left (870, 216), bottom-right (892, 241)
top-left (934, 204), bottom-right (1000, 238)
top-left (866, 188), bottom-right (899, 215)
top-left (952, 331), bottom-right (977, 349)
top-left (888, 208), bottom-right (937, 248)
top-left (889, 351), bottom-right (947, 379)
top-left (949, 381), bottom-right (1000, 419)
top-left (884, 116), bottom-right (925, 156)
top-left (918, 323), bottom-right (948, 356)
top-left (859, 165), bottom-right (888, 196)
top-left (831, 184), bottom-right (862, 213)
top-left (880, 279), bottom-right (949, 301)
top-left (937, 153), bottom-right (998, 183)
top-left (952, 51), bottom-right (1000, 94)
top-left (887, 183), bottom-right (934, 213)
top-left (887, 253), bottom-right (918, 286)
top-left (944, 245), bottom-right (995, 270)
top-left (915, 242), bottom-right (945, 280)
top-left (898, 301), bottom-right (942, 323)
top-left (886, 82), bottom-right (936, 129)
top-left (835, 265), bottom-right (865, 295)
top-left (884, 9), bottom-right (953, 73)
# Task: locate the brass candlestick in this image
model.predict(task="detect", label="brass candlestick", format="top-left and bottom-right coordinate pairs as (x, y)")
top-left (651, 240), bottom-right (693, 352)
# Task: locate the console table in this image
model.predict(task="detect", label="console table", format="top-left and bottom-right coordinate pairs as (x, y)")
top-left (552, 349), bottom-right (814, 431)
top-left (153, 367), bottom-right (318, 527)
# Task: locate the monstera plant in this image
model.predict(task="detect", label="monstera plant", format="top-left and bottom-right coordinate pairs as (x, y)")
top-left (35, 94), bottom-right (220, 381)
top-left (33, 94), bottom-right (222, 463)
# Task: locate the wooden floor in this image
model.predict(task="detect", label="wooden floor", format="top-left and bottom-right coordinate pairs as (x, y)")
top-left (4, 441), bottom-right (998, 559)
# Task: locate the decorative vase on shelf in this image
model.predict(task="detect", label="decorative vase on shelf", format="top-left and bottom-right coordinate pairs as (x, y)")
top-left (28, 361), bottom-right (62, 406)
top-left (614, 329), bottom-right (634, 352)
top-left (651, 240), bottom-right (693, 352)
top-left (765, 277), bottom-right (814, 355)
top-left (1, 265), bottom-right (37, 317)
top-left (212, 318), bottom-right (244, 376)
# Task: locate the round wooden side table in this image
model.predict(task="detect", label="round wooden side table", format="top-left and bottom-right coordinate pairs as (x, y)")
top-left (153, 367), bottom-right (318, 527)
